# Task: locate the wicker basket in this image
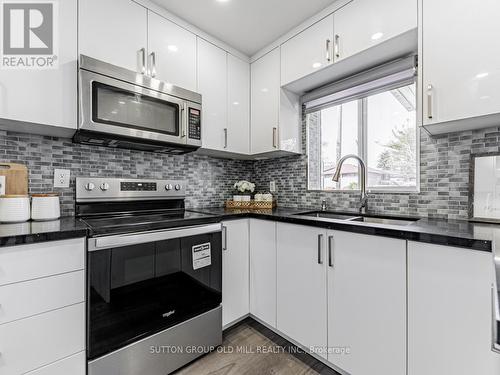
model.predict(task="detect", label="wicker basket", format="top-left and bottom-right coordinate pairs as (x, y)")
top-left (225, 200), bottom-right (277, 210)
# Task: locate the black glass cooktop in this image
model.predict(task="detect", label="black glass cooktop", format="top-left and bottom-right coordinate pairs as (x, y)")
top-left (81, 210), bottom-right (219, 236)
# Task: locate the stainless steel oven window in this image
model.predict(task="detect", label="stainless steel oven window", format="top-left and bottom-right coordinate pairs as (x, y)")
top-left (92, 82), bottom-right (180, 136)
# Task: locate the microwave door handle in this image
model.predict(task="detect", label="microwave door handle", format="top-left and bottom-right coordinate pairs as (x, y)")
top-left (181, 104), bottom-right (187, 139)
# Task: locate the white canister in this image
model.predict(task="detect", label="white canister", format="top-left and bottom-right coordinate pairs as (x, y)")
top-left (31, 194), bottom-right (61, 221)
top-left (0, 195), bottom-right (31, 223)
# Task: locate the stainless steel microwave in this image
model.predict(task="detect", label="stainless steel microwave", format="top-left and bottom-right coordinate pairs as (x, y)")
top-left (75, 55), bottom-right (202, 154)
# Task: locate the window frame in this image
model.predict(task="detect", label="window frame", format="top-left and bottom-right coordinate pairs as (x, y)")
top-left (306, 85), bottom-right (420, 194)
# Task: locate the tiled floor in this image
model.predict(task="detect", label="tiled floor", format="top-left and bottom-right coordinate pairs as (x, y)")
top-left (174, 319), bottom-right (340, 375)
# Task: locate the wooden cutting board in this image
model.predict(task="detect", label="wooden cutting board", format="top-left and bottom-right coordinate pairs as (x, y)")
top-left (0, 163), bottom-right (28, 195)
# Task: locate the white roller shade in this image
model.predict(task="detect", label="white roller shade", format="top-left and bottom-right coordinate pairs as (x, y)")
top-left (303, 56), bottom-right (417, 114)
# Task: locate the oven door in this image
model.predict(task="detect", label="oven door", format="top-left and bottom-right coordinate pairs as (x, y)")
top-left (79, 69), bottom-right (189, 146)
top-left (87, 224), bottom-right (222, 360)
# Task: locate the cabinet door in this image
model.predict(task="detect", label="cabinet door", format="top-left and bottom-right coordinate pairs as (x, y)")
top-left (79, 0), bottom-right (147, 72)
top-left (251, 48), bottom-right (280, 154)
top-left (422, 0), bottom-right (500, 126)
top-left (197, 38), bottom-right (228, 151)
top-left (0, 0), bottom-right (77, 131)
top-left (281, 15), bottom-right (334, 86)
top-left (327, 231), bottom-right (406, 375)
top-left (147, 12), bottom-right (197, 91)
top-left (222, 220), bottom-right (249, 327)
top-left (408, 242), bottom-right (500, 375)
top-left (0, 303), bottom-right (85, 375)
top-left (334, 0), bottom-right (416, 62)
top-left (249, 219), bottom-right (276, 327)
top-left (24, 351), bottom-right (85, 375)
top-left (227, 54), bottom-right (250, 154)
top-left (276, 223), bottom-right (327, 357)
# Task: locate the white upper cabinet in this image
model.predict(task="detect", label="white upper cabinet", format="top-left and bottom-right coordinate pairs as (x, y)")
top-left (333, 0), bottom-right (417, 62)
top-left (327, 231), bottom-right (407, 375)
top-left (147, 12), bottom-right (197, 91)
top-left (197, 38), bottom-right (228, 151)
top-left (251, 48), bottom-right (280, 154)
top-left (421, 0), bottom-right (500, 132)
top-left (79, 0), bottom-right (147, 73)
top-left (276, 223), bottom-right (328, 358)
top-left (227, 55), bottom-right (250, 154)
top-left (281, 15), bottom-right (334, 86)
top-left (0, 0), bottom-right (77, 135)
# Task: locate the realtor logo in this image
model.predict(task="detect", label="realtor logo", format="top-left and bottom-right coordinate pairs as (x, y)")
top-left (1, 1), bottom-right (58, 69)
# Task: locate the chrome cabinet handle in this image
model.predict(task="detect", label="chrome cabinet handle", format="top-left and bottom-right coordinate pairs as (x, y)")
top-left (137, 48), bottom-right (146, 74)
top-left (317, 234), bottom-right (324, 264)
top-left (328, 235), bottom-right (334, 267)
top-left (149, 52), bottom-right (157, 78)
top-left (272, 127), bottom-right (278, 148)
top-left (222, 226), bottom-right (227, 251)
top-left (326, 39), bottom-right (332, 62)
top-left (334, 34), bottom-right (340, 60)
top-left (224, 128), bottom-right (228, 149)
top-left (427, 84), bottom-right (434, 120)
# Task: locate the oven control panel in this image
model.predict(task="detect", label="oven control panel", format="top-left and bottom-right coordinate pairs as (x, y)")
top-left (188, 108), bottom-right (201, 140)
top-left (76, 178), bottom-right (187, 202)
top-left (120, 182), bottom-right (157, 191)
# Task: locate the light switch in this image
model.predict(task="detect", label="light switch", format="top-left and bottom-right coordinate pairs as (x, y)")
top-left (54, 169), bottom-right (70, 188)
top-left (270, 181), bottom-right (276, 192)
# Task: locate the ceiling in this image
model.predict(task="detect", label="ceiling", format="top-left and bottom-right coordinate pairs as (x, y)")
top-left (150, 0), bottom-right (337, 56)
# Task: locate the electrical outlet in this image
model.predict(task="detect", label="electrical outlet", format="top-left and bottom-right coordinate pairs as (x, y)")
top-left (270, 181), bottom-right (276, 192)
top-left (0, 176), bottom-right (5, 195)
top-left (53, 169), bottom-right (70, 188)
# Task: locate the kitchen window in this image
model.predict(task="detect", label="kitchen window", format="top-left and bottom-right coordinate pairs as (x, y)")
top-left (305, 57), bottom-right (418, 192)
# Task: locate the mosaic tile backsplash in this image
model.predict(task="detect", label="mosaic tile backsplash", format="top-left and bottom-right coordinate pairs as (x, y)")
top-left (0, 130), bottom-right (252, 216)
top-left (1, 121), bottom-right (498, 219)
top-left (254, 124), bottom-right (500, 220)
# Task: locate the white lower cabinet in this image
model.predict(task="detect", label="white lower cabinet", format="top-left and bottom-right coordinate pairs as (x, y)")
top-left (249, 219), bottom-right (277, 328)
top-left (408, 242), bottom-right (500, 375)
top-left (276, 223), bottom-right (328, 358)
top-left (327, 231), bottom-right (407, 375)
top-left (222, 220), bottom-right (250, 327)
top-left (25, 351), bottom-right (86, 375)
top-left (0, 238), bottom-right (86, 375)
top-left (0, 303), bottom-right (85, 375)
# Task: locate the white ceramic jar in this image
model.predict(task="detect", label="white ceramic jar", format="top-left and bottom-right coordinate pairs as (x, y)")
top-left (0, 195), bottom-right (31, 223)
top-left (31, 194), bottom-right (60, 221)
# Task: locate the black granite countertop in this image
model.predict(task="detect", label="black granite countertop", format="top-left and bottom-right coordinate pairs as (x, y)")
top-left (190, 207), bottom-right (496, 252)
top-left (0, 217), bottom-right (88, 247)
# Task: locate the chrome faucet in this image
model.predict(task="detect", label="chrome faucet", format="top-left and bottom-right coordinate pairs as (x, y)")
top-left (332, 154), bottom-right (368, 214)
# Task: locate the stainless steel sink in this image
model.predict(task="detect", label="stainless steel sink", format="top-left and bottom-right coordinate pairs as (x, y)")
top-left (349, 216), bottom-right (418, 226)
top-left (295, 211), bottom-right (419, 226)
top-left (296, 211), bottom-right (361, 221)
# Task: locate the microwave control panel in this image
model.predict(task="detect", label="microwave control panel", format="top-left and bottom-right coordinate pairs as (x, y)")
top-left (188, 108), bottom-right (201, 140)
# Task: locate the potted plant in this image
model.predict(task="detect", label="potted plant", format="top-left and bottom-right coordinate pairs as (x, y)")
top-left (233, 180), bottom-right (255, 202)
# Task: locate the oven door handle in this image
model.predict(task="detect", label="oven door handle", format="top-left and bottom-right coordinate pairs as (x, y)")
top-left (89, 223), bottom-right (222, 251)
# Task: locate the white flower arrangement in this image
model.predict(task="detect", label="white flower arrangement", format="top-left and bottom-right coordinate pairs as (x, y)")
top-left (233, 180), bottom-right (255, 194)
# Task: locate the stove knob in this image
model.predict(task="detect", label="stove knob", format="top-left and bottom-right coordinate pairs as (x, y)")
top-left (100, 183), bottom-right (110, 191)
top-left (165, 184), bottom-right (173, 191)
top-left (174, 184), bottom-right (182, 191)
top-left (84, 182), bottom-right (95, 191)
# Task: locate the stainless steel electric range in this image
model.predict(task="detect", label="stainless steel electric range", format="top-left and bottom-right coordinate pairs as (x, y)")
top-left (76, 177), bottom-right (223, 375)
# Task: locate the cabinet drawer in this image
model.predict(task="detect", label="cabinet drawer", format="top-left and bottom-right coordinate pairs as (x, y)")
top-left (0, 238), bottom-right (85, 286)
top-left (0, 271), bottom-right (85, 325)
top-left (25, 351), bottom-right (86, 375)
top-left (0, 303), bottom-right (85, 375)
